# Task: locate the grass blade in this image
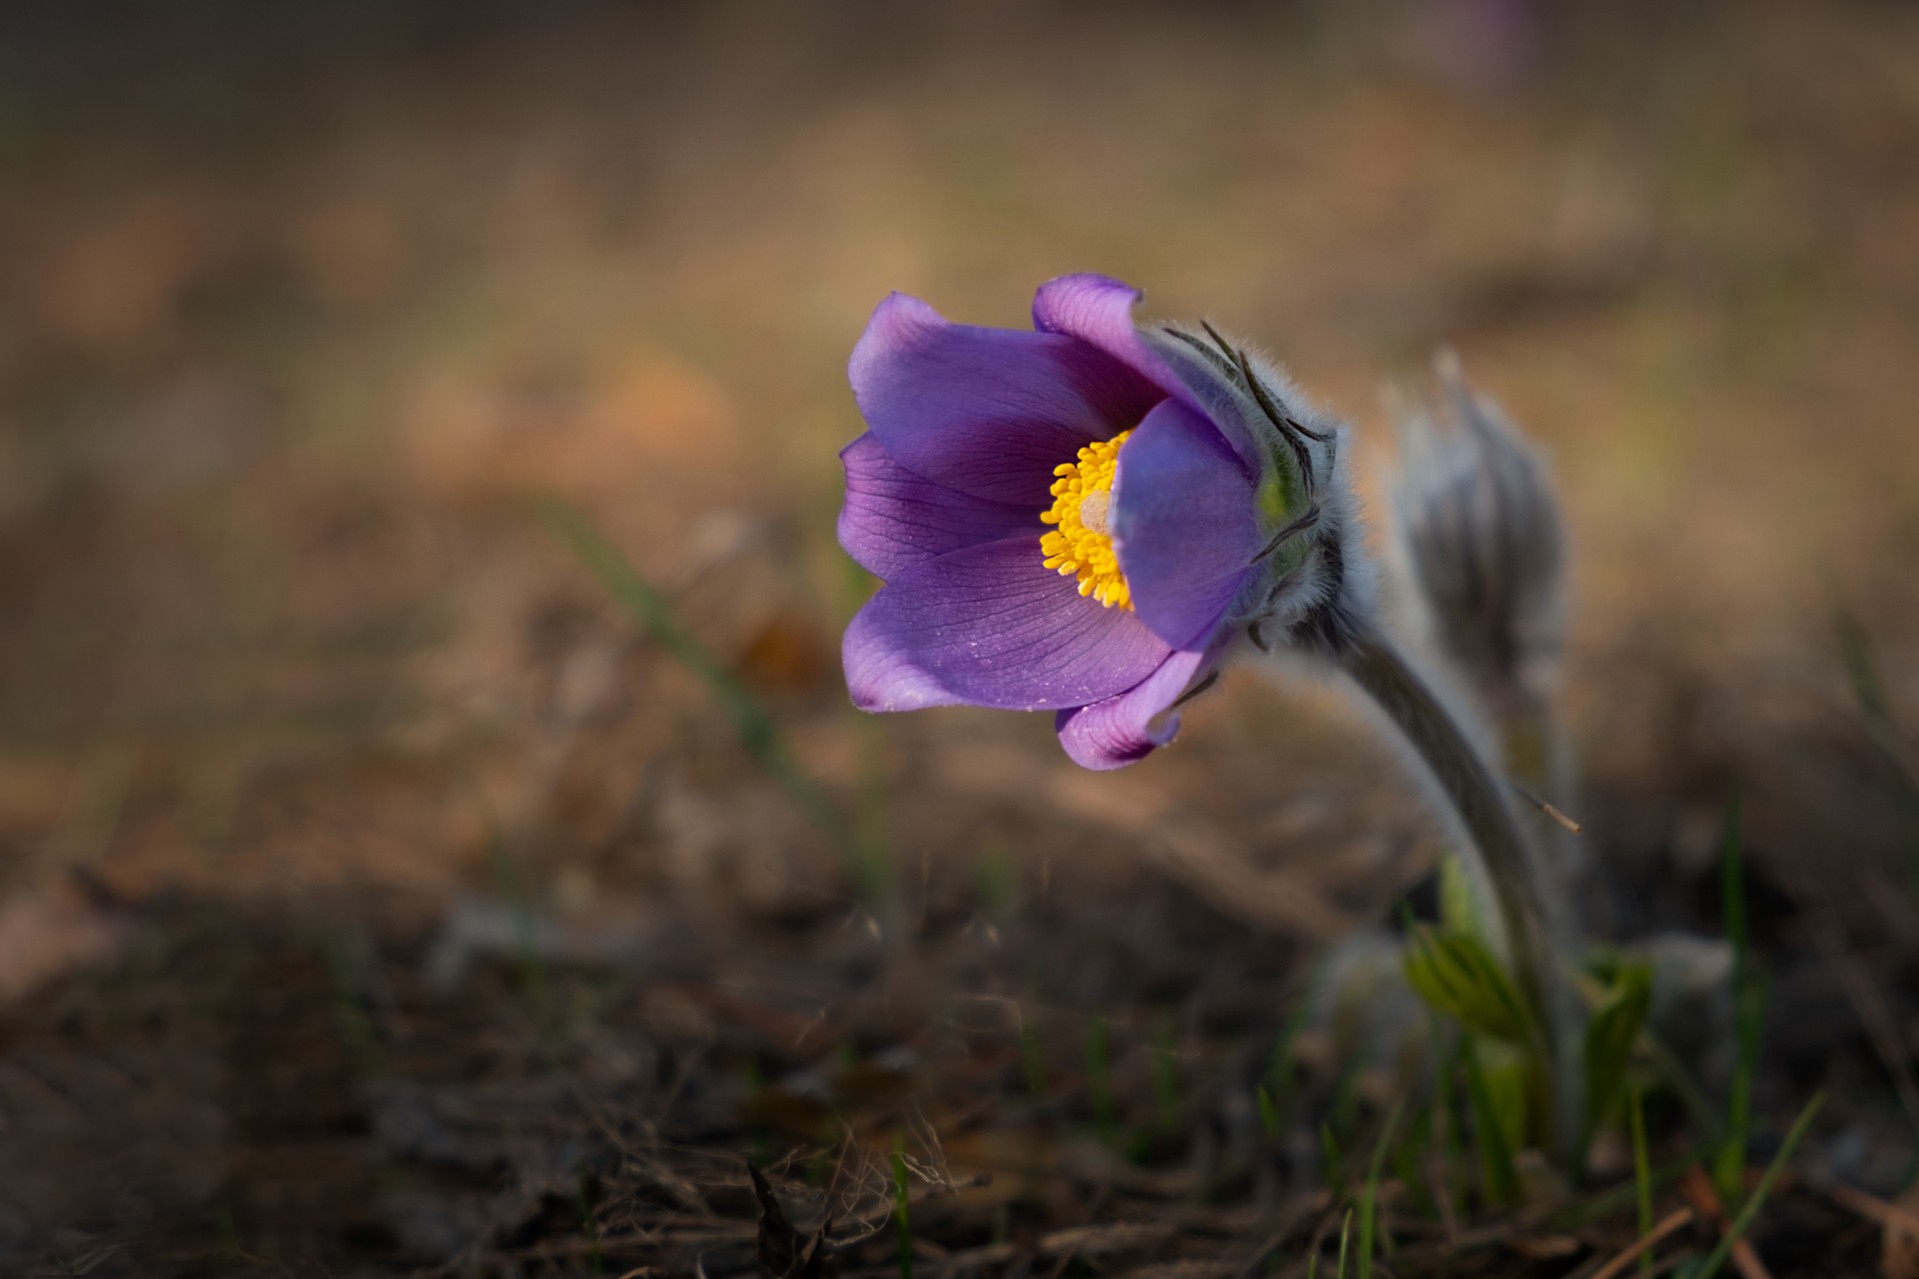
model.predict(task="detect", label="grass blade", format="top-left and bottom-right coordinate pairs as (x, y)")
top-left (1836, 609), bottom-right (1919, 892)
top-left (537, 499), bottom-right (848, 847)
top-left (1630, 1086), bottom-right (1654, 1274)
top-left (1256, 1085), bottom-right (1281, 1143)
top-left (1713, 793), bottom-right (1757, 1203)
top-left (1267, 960), bottom-right (1321, 1117)
top-left (1357, 1098), bottom-right (1404, 1279)
top-left (1154, 1008), bottom-right (1181, 1134)
top-left (1086, 1016), bottom-right (1118, 1148)
top-left (474, 786), bottom-right (551, 1024)
top-left (1695, 1092), bottom-right (1824, 1279)
top-left (1021, 1012), bottom-right (1047, 1098)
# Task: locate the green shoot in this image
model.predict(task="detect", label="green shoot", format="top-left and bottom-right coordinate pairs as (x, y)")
top-left (1437, 853), bottom-right (1484, 939)
top-left (474, 788), bottom-right (551, 1026)
top-left (1328, 1060), bottom-right (1364, 1160)
top-left (1583, 963), bottom-right (1654, 1152)
top-left (1357, 1098), bottom-right (1404, 1279)
top-left (323, 937), bottom-right (386, 1079)
top-left (1021, 1013), bottom-right (1047, 1098)
top-left (1433, 1014), bottom-right (1467, 1213)
top-left (1320, 1123), bottom-right (1342, 1189)
top-left (1550, 1150), bottom-right (1694, 1229)
top-left (893, 1146), bottom-right (914, 1279)
top-left (1714, 793), bottom-right (1757, 1204)
top-left (1257, 1085), bottom-right (1282, 1143)
top-left (577, 1173), bottom-right (603, 1276)
top-left (1461, 1034), bottom-right (1520, 1206)
top-left (1695, 1092), bottom-right (1824, 1279)
top-left (1266, 965), bottom-right (1320, 1118)
top-left (1334, 1208), bottom-right (1353, 1279)
top-left (1086, 1016), bottom-right (1118, 1148)
top-left (1394, 1102), bottom-right (1435, 1222)
top-left (1630, 1087), bottom-right (1653, 1274)
top-left (1836, 609), bottom-right (1919, 893)
top-left (1403, 924), bottom-right (1532, 1045)
top-left (1838, 609), bottom-right (1894, 724)
top-left (973, 843), bottom-right (1020, 918)
top-left (1153, 1008), bottom-right (1181, 1134)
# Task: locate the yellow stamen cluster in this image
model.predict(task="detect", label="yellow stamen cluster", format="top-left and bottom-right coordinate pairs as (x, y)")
top-left (1040, 430), bottom-right (1133, 609)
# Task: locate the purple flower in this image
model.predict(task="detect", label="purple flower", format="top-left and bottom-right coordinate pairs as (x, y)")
top-left (837, 274), bottom-right (1350, 769)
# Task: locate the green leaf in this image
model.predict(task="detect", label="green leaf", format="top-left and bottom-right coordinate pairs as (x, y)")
top-left (1584, 963), bottom-right (1653, 1130)
top-left (1403, 925), bottom-right (1532, 1044)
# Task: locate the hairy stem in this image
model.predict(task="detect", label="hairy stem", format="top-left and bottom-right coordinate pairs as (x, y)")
top-left (1338, 628), bottom-right (1575, 1163)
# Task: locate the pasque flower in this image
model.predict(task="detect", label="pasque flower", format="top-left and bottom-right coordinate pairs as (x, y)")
top-left (838, 275), bottom-right (1579, 1164)
top-left (838, 274), bottom-right (1356, 768)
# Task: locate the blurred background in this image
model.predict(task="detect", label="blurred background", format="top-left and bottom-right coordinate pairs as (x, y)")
top-left (3, 1), bottom-right (1917, 1273)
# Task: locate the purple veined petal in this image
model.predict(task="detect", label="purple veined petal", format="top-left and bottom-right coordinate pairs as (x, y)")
top-left (1034, 274), bottom-right (1270, 480)
top-left (838, 433), bottom-right (1038, 580)
top-left (1140, 331), bottom-right (1268, 477)
top-left (1031, 274), bottom-right (1201, 413)
top-left (850, 292), bottom-right (1165, 507)
top-left (1112, 398), bottom-right (1262, 651)
top-left (1054, 646), bottom-right (1214, 770)
top-left (843, 536), bottom-right (1172, 713)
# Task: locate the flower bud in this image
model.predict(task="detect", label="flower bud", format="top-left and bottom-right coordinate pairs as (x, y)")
top-left (1386, 350), bottom-right (1567, 726)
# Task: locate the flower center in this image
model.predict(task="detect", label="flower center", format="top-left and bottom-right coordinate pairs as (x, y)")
top-left (1039, 430), bottom-right (1133, 610)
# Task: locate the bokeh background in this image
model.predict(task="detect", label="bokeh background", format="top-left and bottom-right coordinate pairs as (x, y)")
top-left (3, 2), bottom-right (1917, 1274)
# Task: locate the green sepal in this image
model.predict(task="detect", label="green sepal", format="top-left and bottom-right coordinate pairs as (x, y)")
top-left (1403, 924), bottom-right (1532, 1045)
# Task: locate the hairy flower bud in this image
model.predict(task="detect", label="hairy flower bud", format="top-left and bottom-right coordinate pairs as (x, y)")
top-left (1387, 350), bottom-right (1567, 726)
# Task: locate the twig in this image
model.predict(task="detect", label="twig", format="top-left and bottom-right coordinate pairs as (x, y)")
top-left (1585, 1208), bottom-right (1695, 1279)
top-left (1826, 1182), bottom-right (1919, 1237)
top-left (1679, 1165), bottom-right (1773, 1279)
top-left (1509, 782), bottom-right (1583, 833)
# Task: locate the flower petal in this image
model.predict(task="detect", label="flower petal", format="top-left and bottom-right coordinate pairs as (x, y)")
top-left (1032, 274), bottom-right (1199, 410)
top-left (850, 292), bottom-right (1164, 507)
top-left (1112, 398), bottom-right (1262, 650)
top-left (1054, 646), bottom-right (1213, 770)
top-left (838, 433), bottom-right (1037, 580)
top-left (1138, 329), bottom-right (1270, 477)
top-left (843, 537), bottom-right (1171, 712)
